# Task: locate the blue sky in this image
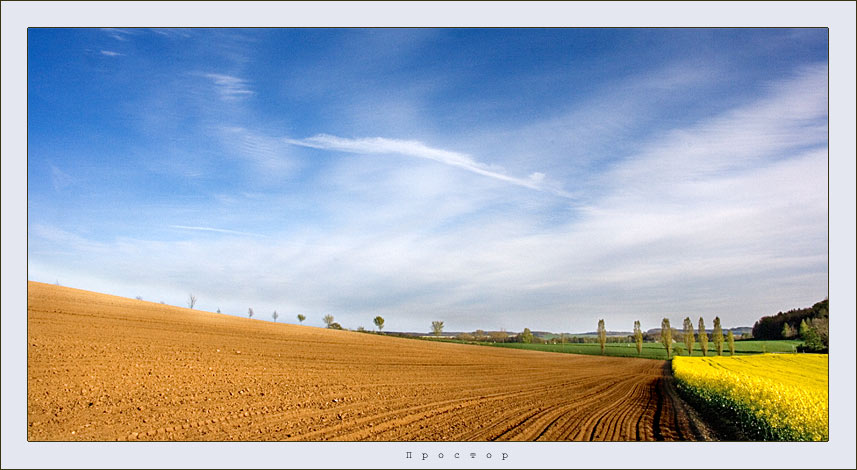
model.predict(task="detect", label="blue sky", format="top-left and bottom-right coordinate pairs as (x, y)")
top-left (27, 28), bottom-right (828, 332)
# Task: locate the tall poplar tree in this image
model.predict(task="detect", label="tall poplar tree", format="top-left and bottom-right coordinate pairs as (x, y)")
top-left (633, 320), bottom-right (643, 355)
top-left (597, 319), bottom-right (607, 354)
top-left (683, 317), bottom-right (695, 356)
top-left (661, 318), bottom-right (673, 359)
top-left (727, 330), bottom-right (735, 356)
top-left (712, 316), bottom-right (724, 356)
top-left (698, 317), bottom-right (709, 357)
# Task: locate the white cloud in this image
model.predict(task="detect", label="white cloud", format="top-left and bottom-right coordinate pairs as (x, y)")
top-left (605, 64), bottom-right (827, 196)
top-left (49, 165), bottom-right (73, 191)
top-left (285, 134), bottom-right (573, 198)
top-left (150, 28), bottom-right (192, 39)
top-left (168, 225), bottom-right (263, 238)
top-left (101, 28), bottom-right (132, 41)
top-left (204, 73), bottom-right (254, 101)
top-left (29, 224), bottom-right (105, 254)
top-left (218, 126), bottom-right (296, 175)
top-left (100, 50), bottom-right (123, 57)
top-left (27, 65), bottom-right (827, 334)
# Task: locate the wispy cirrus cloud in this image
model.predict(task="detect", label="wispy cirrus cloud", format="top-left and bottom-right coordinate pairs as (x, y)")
top-left (204, 73), bottom-right (254, 101)
top-left (100, 50), bottom-right (123, 57)
top-left (285, 134), bottom-right (572, 198)
top-left (600, 63), bottom-right (827, 201)
top-left (218, 126), bottom-right (296, 174)
top-left (151, 28), bottom-right (192, 39)
top-left (26, 28), bottom-right (831, 335)
top-left (169, 225), bottom-right (263, 237)
top-left (50, 165), bottom-right (73, 192)
top-left (101, 28), bottom-right (133, 41)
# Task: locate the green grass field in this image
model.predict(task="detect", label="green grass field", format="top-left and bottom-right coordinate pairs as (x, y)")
top-left (469, 339), bottom-right (803, 360)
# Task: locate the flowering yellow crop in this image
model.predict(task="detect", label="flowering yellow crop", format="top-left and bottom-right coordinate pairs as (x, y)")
top-left (673, 354), bottom-right (828, 441)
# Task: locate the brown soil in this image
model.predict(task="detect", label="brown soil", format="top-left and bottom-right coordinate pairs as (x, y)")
top-left (27, 281), bottom-right (714, 441)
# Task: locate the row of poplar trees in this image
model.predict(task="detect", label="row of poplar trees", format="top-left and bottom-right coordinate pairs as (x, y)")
top-left (660, 316), bottom-right (736, 359)
top-left (596, 317), bottom-right (736, 359)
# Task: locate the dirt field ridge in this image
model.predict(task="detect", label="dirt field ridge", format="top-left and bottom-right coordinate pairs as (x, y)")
top-left (27, 281), bottom-right (713, 441)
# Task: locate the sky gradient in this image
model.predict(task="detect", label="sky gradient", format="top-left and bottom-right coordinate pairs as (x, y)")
top-left (27, 28), bottom-right (828, 333)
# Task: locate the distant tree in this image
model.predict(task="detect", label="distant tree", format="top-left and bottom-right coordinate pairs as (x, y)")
top-left (561, 333), bottom-right (568, 344)
top-left (357, 326), bottom-right (366, 332)
top-left (597, 319), bottom-right (607, 354)
top-left (187, 294), bottom-right (197, 309)
top-left (136, 296), bottom-right (143, 301)
top-left (272, 310), bottom-right (279, 322)
top-left (248, 307), bottom-right (254, 319)
top-left (782, 322), bottom-right (795, 339)
top-left (633, 320), bottom-right (643, 355)
top-left (217, 307), bottom-right (221, 314)
top-left (521, 328), bottom-right (534, 344)
top-left (712, 317), bottom-right (724, 356)
top-left (661, 318), bottom-right (673, 359)
top-left (810, 317), bottom-right (829, 349)
top-left (373, 316), bottom-right (385, 332)
top-left (297, 314), bottom-right (306, 325)
top-left (489, 330), bottom-right (508, 343)
top-left (329, 322), bottom-right (343, 330)
top-left (698, 317), bottom-right (709, 357)
top-left (683, 317), bottom-right (695, 356)
top-left (431, 321), bottom-right (444, 337)
top-left (798, 319), bottom-right (809, 337)
top-left (474, 329), bottom-right (486, 340)
top-left (727, 330), bottom-right (735, 356)
top-left (323, 314), bottom-right (334, 328)
top-left (799, 319), bottom-right (824, 352)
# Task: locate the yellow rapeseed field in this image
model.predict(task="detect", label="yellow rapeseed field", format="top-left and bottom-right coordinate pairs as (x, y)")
top-left (672, 354), bottom-right (828, 441)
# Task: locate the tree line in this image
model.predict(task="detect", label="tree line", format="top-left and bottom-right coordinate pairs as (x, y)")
top-left (752, 298), bottom-right (828, 352)
top-left (184, 292), bottom-right (828, 355)
top-left (600, 316), bottom-right (736, 358)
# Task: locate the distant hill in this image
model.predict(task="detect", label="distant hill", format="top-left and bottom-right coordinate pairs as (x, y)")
top-left (385, 331), bottom-right (455, 337)
top-left (574, 331), bottom-right (633, 337)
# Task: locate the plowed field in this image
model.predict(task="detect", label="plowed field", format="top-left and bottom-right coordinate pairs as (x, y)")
top-left (27, 281), bottom-right (712, 441)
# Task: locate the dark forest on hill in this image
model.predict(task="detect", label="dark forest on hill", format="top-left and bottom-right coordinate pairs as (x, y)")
top-left (752, 299), bottom-right (828, 352)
